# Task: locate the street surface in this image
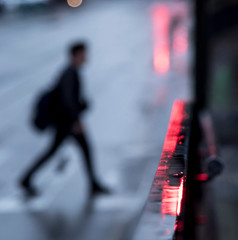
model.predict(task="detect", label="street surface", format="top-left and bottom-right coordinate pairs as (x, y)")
top-left (0, 1), bottom-right (191, 239)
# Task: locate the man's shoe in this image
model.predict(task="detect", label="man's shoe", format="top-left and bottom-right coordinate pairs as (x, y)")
top-left (91, 183), bottom-right (110, 196)
top-left (20, 179), bottom-right (38, 198)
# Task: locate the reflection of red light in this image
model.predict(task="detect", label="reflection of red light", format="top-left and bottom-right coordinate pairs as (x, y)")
top-left (195, 173), bottom-right (208, 181)
top-left (177, 178), bottom-right (184, 216)
top-left (162, 182), bottom-right (179, 215)
top-left (163, 100), bottom-right (184, 152)
top-left (153, 101), bottom-right (185, 216)
top-left (152, 5), bottom-right (170, 73)
top-left (161, 178), bottom-right (184, 216)
top-left (174, 219), bottom-right (184, 232)
top-left (174, 222), bottom-right (178, 231)
top-left (158, 101), bottom-right (185, 216)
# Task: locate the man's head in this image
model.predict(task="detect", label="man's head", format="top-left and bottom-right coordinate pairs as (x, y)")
top-left (69, 42), bottom-right (87, 67)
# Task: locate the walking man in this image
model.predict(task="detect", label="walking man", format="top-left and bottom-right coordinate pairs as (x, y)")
top-left (20, 42), bottom-right (106, 197)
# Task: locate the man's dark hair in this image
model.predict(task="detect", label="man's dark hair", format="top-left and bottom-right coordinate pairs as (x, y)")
top-left (70, 42), bottom-right (87, 57)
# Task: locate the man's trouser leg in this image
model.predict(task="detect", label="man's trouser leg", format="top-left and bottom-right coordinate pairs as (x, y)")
top-left (21, 129), bottom-right (67, 186)
top-left (72, 131), bottom-right (97, 184)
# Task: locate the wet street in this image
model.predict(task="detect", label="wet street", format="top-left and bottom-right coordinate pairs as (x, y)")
top-left (0, 1), bottom-right (190, 239)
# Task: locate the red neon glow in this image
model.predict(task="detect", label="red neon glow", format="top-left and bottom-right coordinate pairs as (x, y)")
top-left (163, 100), bottom-right (185, 153)
top-left (152, 5), bottom-right (170, 73)
top-left (154, 101), bottom-right (185, 216)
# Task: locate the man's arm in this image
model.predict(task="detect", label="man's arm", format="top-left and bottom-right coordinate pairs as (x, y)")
top-left (59, 70), bottom-right (79, 122)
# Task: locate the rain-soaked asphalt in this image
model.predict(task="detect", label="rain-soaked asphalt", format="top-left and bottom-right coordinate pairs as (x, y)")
top-left (0, 1), bottom-right (191, 239)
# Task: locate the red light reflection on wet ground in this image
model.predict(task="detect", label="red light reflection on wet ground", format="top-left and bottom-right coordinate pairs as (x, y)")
top-left (152, 5), bottom-right (170, 73)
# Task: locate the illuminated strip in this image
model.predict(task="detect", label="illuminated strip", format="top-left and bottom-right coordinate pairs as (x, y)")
top-left (163, 100), bottom-right (184, 153)
top-left (154, 100), bottom-right (185, 216)
top-left (176, 178), bottom-right (184, 216)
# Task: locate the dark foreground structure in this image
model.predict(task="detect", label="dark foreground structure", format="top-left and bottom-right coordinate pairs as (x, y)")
top-left (134, 0), bottom-right (238, 239)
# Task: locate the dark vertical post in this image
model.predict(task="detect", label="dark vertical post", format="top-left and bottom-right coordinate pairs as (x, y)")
top-left (194, 0), bottom-right (209, 110)
top-left (184, 1), bottom-right (210, 239)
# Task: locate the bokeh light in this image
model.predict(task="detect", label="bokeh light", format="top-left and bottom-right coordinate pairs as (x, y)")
top-left (67, 0), bottom-right (83, 8)
top-left (152, 5), bottom-right (171, 73)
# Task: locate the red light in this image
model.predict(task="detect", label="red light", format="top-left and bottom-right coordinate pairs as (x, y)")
top-left (161, 183), bottom-right (180, 215)
top-left (161, 177), bottom-right (184, 216)
top-left (174, 220), bottom-right (184, 232)
top-left (174, 222), bottom-right (178, 231)
top-left (154, 46), bottom-right (170, 72)
top-left (163, 100), bottom-right (185, 152)
top-left (152, 5), bottom-right (170, 73)
top-left (156, 101), bottom-right (185, 216)
top-left (176, 178), bottom-right (184, 216)
top-left (195, 173), bottom-right (208, 181)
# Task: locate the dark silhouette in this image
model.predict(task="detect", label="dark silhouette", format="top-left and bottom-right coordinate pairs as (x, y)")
top-left (20, 42), bottom-right (107, 197)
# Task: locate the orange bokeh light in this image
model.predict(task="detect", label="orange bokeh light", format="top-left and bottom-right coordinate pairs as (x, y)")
top-left (67, 0), bottom-right (83, 8)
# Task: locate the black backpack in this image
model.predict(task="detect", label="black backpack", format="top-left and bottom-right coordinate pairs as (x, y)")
top-left (32, 89), bottom-right (56, 131)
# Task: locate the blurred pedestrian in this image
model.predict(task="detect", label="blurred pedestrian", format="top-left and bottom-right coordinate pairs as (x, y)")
top-left (20, 42), bottom-right (107, 197)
